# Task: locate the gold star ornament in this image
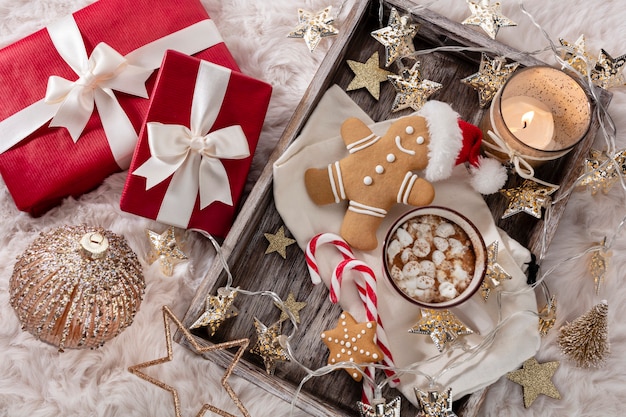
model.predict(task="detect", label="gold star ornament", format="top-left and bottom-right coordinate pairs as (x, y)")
top-left (559, 35), bottom-right (592, 75)
top-left (538, 295), bottom-right (557, 336)
top-left (579, 149), bottom-right (621, 195)
top-left (387, 61), bottom-right (442, 112)
top-left (414, 387), bottom-right (457, 417)
top-left (409, 309), bottom-right (474, 352)
top-left (589, 238), bottom-right (611, 295)
top-left (461, 53), bottom-right (519, 107)
top-left (189, 287), bottom-right (239, 336)
top-left (507, 357), bottom-right (561, 408)
top-left (346, 51), bottom-right (394, 100)
top-left (274, 292), bottom-right (307, 324)
top-left (357, 396), bottom-right (401, 417)
top-left (264, 226), bottom-right (296, 259)
top-left (500, 179), bottom-right (558, 219)
top-left (462, 0), bottom-right (517, 39)
top-left (146, 226), bottom-right (188, 276)
top-left (251, 318), bottom-right (290, 375)
top-left (371, 7), bottom-right (419, 67)
top-left (287, 6), bottom-right (338, 52)
top-left (480, 241), bottom-right (512, 301)
top-left (591, 48), bottom-right (626, 89)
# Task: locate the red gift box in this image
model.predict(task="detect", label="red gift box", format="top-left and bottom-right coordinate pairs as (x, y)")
top-left (0, 0), bottom-right (240, 216)
top-left (120, 50), bottom-right (272, 237)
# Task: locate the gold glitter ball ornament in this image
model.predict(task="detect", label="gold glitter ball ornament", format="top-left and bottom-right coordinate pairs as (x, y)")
top-left (9, 225), bottom-right (145, 351)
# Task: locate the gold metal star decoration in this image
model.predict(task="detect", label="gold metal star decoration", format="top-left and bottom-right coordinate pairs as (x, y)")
top-left (538, 295), bottom-right (557, 336)
top-left (387, 61), bottom-right (442, 112)
top-left (250, 318), bottom-right (290, 375)
top-left (287, 6), bottom-right (338, 52)
top-left (274, 292), bottom-right (307, 324)
top-left (589, 238), bottom-right (611, 295)
top-left (128, 306), bottom-right (251, 417)
top-left (146, 226), bottom-right (188, 276)
top-left (461, 53), bottom-right (519, 107)
top-left (590, 48), bottom-right (626, 89)
top-left (506, 357), bottom-right (561, 408)
top-left (357, 396), bottom-right (401, 417)
top-left (579, 149), bottom-right (621, 195)
top-left (414, 387), bottom-right (457, 417)
top-left (408, 309), bottom-right (474, 352)
top-left (559, 35), bottom-right (593, 76)
top-left (480, 241), bottom-right (512, 301)
top-left (189, 288), bottom-right (239, 336)
top-left (462, 0), bottom-right (517, 40)
top-left (346, 51), bottom-right (394, 100)
top-left (500, 179), bottom-right (559, 220)
top-left (371, 7), bottom-right (419, 67)
top-left (264, 226), bottom-right (296, 259)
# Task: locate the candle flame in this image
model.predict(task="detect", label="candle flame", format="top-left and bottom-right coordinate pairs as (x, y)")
top-left (521, 111), bottom-right (534, 129)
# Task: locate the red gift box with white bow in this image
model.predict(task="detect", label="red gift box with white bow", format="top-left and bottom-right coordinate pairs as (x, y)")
top-left (0, 0), bottom-right (239, 216)
top-left (120, 50), bottom-right (272, 237)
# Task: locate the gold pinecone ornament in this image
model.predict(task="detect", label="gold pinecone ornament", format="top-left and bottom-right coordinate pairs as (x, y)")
top-left (9, 225), bottom-right (145, 351)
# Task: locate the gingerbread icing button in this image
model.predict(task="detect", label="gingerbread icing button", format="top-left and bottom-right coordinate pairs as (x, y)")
top-left (375, 165), bottom-right (384, 174)
top-left (386, 153), bottom-right (396, 162)
top-left (405, 126), bottom-right (415, 134)
top-left (363, 176), bottom-right (373, 185)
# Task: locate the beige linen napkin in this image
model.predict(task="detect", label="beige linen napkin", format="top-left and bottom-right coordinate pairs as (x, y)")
top-left (273, 85), bottom-right (540, 403)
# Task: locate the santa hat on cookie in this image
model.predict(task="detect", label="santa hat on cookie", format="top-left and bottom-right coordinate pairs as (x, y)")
top-left (417, 100), bottom-right (508, 195)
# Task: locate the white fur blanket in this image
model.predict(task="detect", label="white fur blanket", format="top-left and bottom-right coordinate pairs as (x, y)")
top-left (1, 1), bottom-right (625, 416)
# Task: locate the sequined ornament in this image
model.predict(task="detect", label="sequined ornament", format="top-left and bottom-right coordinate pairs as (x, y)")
top-left (559, 35), bottom-right (592, 75)
top-left (589, 238), bottom-right (611, 295)
top-left (408, 309), bottom-right (474, 352)
top-left (461, 53), bottom-right (519, 107)
top-left (357, 396), bottom-right (401, 417)
top-left (500, 179), bottom-right (558, 219)
top-left (146, 226), bottom-right (188, 276)
top-left (129, 306), bottom-right (251, 417)
top-left (9, 225), bottom-right (144, 351)
top-left (590, 49), bottom-right (626, 89)
top-left (346, 51), bottom-right (394, 100)
top-left (251, 318), bottom-right (290, 374)
top-left (480, 241), bottom-right (512, 301)
top-left (506, 357), bottom-right (561, 408)
top-left (414, 387), bottom-right (457, 417)
top-left (371, 7), bottom-right (419, 67)
top-left (287, 6), bottom-right (338, 52)
top-left (538, 295), bottom-right (557, 336)
top-left (461, 0), bottom-right (517, 40)
top-left (387, 62), bottom-right (442, 112)
top-left (264, 226), bottom-right (296, 259)
top-left (274, 292), bottom-right (307, 324)
top-left (189, 287), bottom-right (239, 336)
top-left (579, 149), bottom-right (620, 195)
top-left (558, 300), bottom-right (609, 368)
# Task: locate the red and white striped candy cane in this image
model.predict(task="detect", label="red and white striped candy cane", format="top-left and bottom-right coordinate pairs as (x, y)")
top-left (306, 233), bottom-right (354, 285)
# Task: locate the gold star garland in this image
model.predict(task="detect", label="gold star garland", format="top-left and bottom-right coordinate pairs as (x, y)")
top-left (346, 51), bottom-right (394, 100)
top-left (590, 49), bottom-right (626, 89)
top-left (462, 0), bottom-right (517, 39)
top-left (371, 7), bottom-right (419, 67)
top-left (414, 387), bottom-right (457, 417)
top-left (264, 226), bottom-right (296, 259)
top-left (408, 309), bottom-right (474, 352)
top-left (480, 241), bottom-right (513, 301)
top-left (189, 288), bottom-right (239, 336)
top-left (538, 295), bottom-right (557, 337)
top-left (461, 53), bottom-right (519, 107)
top-left (579, 149), bottom-right (621, 195)
top-left (559, 35), bottom-right (592, 75)
top-left (146, 226), bottom-right (188, 276)
top-left (387, 61), bottom-right (442, 112)
top-left (589, 238), bottom-right (611, 295)
top-left (287, 6), bottom-right (339, 52)
top-left (506, 357), bottom-right (561, 408)
top-left (357, 396), bottom-right (401, 417)
top-left (250, 318), bottom-right (290, 375)
top-left (500, 179), bottom-right (559, 219)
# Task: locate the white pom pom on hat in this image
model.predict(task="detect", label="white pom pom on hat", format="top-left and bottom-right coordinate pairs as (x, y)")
top-left (417, 100), bottom-right (508, 194)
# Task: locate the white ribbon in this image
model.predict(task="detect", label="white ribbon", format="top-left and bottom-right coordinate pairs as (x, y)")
top-left (0, 15), bottom-right (224, 169)
top-left (132, 61), bottom-right (250, 228)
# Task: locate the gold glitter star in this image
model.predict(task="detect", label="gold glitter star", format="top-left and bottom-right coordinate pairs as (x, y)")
top-left (579, 149), bottom-right (621, 195)
top-left (264, 226), bottom-right (296, 259)
top-left (559, 35), bottom-right (592, 75)
top-left (287, 6), bottom-right (338, 52)
top-left (250, 318), bottom-right (290, 375)
top-left (462, 0), bottom-right (517, 40)
top-left (146, 226), bottom-right (188, 276)
top-left (500, 179), bottom-right (559, 219)
top-left (371, 7), bottom-right (419, 67)
top-left (591, 48), bottom-right (626, 89)
top-left (128, 306), bottom-right (251, 417)
top-left (461, 53), bottom-right (519, 107)
top-left (507, 357), bottom-right (561, 408)
top-left (408, 309), bottom-right (474, 352)
top-left (189, 288), bottom-right (239, 336)
top-left (480, 241), bottom-right (512, 301)
top-left (346, 51), bottom-right (394, 100)
top-left (387, 61), bottom-right (442, 112)
top-left (538, 295), bottom-right (557, 336)
top-left (357, 396), bottom-right (401, 417)
top-left (589, 238), bottom-right (611, 295)
top-left (274, 292), bottom-right (307, 324)
top-left (414, 387), bottom-right (457, 417)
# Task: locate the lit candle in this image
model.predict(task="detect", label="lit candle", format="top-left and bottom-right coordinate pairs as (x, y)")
top-left (501, 96), bottom-right (554, 149)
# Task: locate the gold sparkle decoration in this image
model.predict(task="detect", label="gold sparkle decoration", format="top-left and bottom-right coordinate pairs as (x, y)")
top-left (579, 149), bottom-right (621, 195)
top-left (589, 238), bottom-right (611, 295)
top-left (408, 309), bottom-right (474, 352)
top-left (462, 0), bottom-right (517, 40)
top-left (500, 179), bottom-right (558, 219)
top-left (287, 6), bottom-right (338, 52)
top-left (480, 241), bottom-right (512, 301)
top-left (250, 318), bottom-right (290, 375)
top-left (264, 226), bottom-right (296, 259)
top-left (461, 53), bottom-right (519, 107)
top-left (590, 48), bottom-right (626, 89)
top-left (414, 387), bottom-right (457, 417)
top-left (146, 226), bottom-right (188, 276)
top-left (387, 61), bottom-right (442, 112)
top-left (357, 396), bottom-right (401, 417)
top-left (128, 306), bottom-right (251, 417)
top-left (538, 295), bottom-right (557, 337)
top-left (558, 300), bottom-right (609, 368)
top-left (274, 292), bottom-right (307, 324)
top-left (559, 35), bottom-right (592, 75)
top-left (189, 288), bottom-right (239, 336)
top-left (346, 51), bottom-right (394, 100)
top-left (506, 357), bottom-right (561, 408)
top-left (371, 7), bottom-right (419, 67)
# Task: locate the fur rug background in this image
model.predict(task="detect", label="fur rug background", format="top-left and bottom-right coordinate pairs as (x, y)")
top-left (1, 0), bottom-right (625, 416)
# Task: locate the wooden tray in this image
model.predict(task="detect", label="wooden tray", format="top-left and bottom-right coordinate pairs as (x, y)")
top-left (177, 1), bottom-right (611, 416)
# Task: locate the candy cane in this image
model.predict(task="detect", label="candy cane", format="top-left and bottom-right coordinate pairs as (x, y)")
top-left (306, 233), bottom-right (354, 284)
